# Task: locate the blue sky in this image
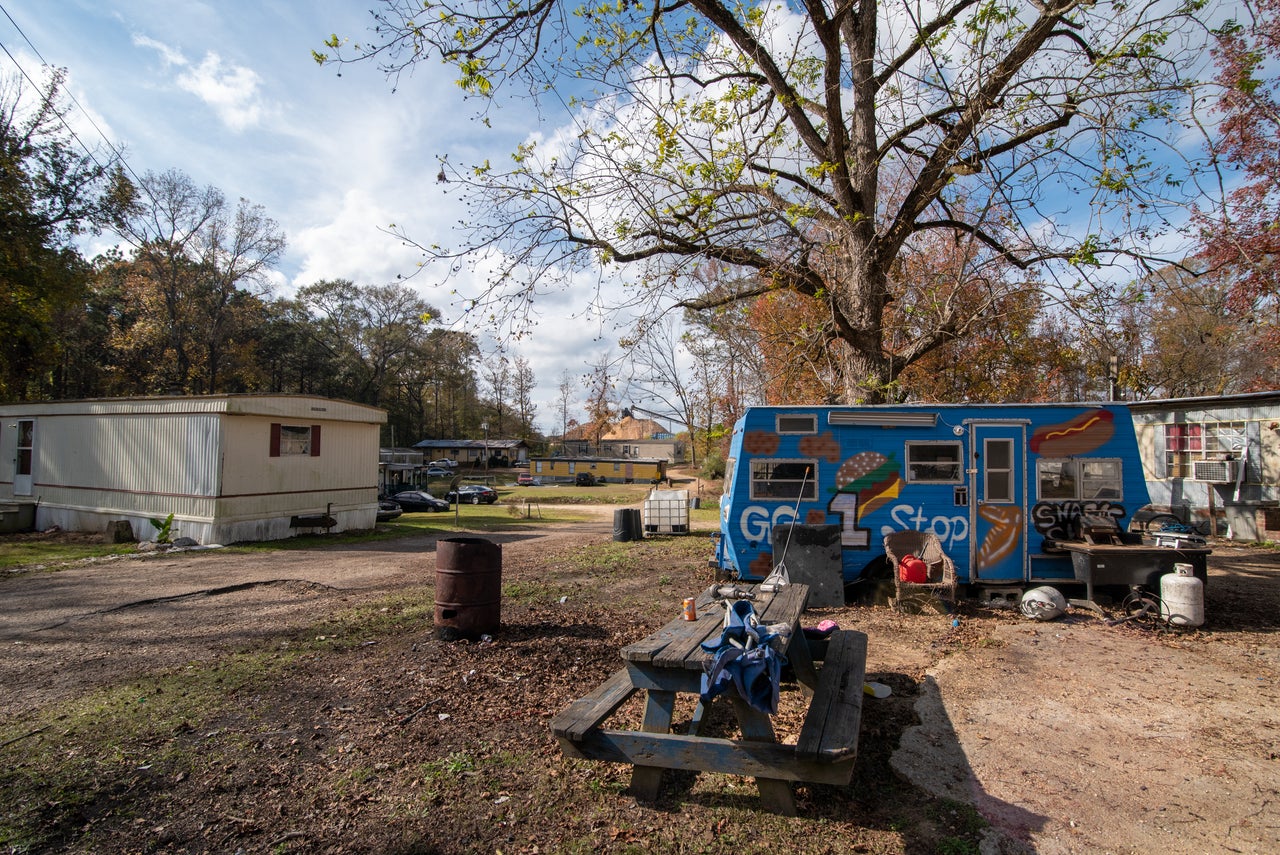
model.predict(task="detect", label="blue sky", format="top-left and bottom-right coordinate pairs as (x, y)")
top-left (1, 0), bottom-right (616, 431)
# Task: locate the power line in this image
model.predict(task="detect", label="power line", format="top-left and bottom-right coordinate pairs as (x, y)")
top-left (0, 1), bottom-right (154, 218)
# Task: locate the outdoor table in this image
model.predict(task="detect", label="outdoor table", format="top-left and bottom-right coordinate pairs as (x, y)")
top-left (551, 582), bottom-right (867, 816)
top-left (1057, 540), bottom-right (1211, 602)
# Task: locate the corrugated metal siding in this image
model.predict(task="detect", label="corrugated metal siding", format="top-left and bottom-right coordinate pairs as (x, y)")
top-left (39, 413), bottom-right (222, 496)
top-left (0, 394), bottom-right (385, 424)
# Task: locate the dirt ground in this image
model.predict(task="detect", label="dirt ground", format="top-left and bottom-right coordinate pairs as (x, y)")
top-left (1, 509), bottom-right (1277, 854)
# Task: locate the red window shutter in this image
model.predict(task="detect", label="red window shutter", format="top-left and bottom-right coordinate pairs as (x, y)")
top-left (311, 425), bottom-right (322, 457)
top-left (270, 423), bottom-right (281, 457)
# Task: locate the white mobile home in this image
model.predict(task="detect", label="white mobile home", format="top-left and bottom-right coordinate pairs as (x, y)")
top-left (1129, 391), bottom-right (1280, 542)
top-left (0, 395), bottom-right (386, 544)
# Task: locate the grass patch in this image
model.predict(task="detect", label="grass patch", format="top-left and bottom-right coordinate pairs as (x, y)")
top-left (503, 578), bottom-right (569, 604)
top-left (0, 540), bottom-right (136, 571)
top-left (0, 647), bottom-right (295, 850)
top-left (0, 587), bottom-right (446, 850)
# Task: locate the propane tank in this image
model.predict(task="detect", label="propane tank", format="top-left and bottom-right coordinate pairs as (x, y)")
top-left (1160, 563), bottom-right (1205, 627)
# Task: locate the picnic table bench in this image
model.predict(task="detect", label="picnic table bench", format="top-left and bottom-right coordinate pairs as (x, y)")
top-left (550, 582), bottom-right (868, 815)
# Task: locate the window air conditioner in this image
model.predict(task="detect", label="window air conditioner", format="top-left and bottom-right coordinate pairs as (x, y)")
top-left (1191, 459), bottom-right (1240, 484)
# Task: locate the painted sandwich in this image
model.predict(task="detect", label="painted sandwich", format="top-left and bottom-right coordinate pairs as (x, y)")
top-left (836, 451), bottom-right (903, 522)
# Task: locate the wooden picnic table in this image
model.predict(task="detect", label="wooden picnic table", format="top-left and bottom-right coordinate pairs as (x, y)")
top-left (550, 582), bottom-right (867, 816)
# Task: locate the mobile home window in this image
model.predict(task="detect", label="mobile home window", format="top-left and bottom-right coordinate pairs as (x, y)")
top-left (1164, 421), bottom-right (1245, 478)
top-left (1037, 458), bottom-right (1123, 501)
top-left (270, 423), bottom-right (321, 457)
top-left (905, 442), bottom-right (962, 483)
top-left (749, 459), bottom-right (817, 500)
top-left (776, 414), bottom-right (817, 434)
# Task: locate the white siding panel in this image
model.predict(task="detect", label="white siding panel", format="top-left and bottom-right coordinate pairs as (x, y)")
top-left (39, 413), bottom-right (221, 497)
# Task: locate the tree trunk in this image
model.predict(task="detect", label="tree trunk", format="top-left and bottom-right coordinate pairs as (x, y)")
top-left (829, 239), bottom-right (893, 404)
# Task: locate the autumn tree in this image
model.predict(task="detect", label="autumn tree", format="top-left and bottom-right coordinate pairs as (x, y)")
top-left (385, 328), bottom-right (483, 443)
top-left (0, 69), bottom-right (130, 400)
top-left (321, 0), bottom-right (1212, 404)
top-left (294, 279), bottom-right (438, 406)
top-left (115, 169), bottom-right (285, 393)
top-left (1114, 264), bottom-right (1279, 397)
top-left (1189, 0), bottom-right (1280, 384)
top-left (747, 292), bottom-right (844, 405)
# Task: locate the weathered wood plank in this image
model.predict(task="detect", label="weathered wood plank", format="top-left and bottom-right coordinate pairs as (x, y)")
top-left (625, 662), bottom-right (702, 694)
top-left (565, 729), bottom-right (856, 785)
top-left (795, 630), bottom-right (867, 764)
top-left (754, 584), bottom-right (807, 625)
top-left (621, 600), bottom-right (721, 663)
top-left (629, 689), bottom-right (677, 801)
top-left (548, 669), bottom-right (636, 742)
top-left (729, 695), bottom-right (797, 816)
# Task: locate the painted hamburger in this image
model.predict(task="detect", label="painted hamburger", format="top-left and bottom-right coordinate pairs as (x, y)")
top-left (836, 451), bottom-right (903, 522)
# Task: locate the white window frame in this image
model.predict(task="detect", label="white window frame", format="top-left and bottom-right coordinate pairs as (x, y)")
top-left (905, 441), bottom-right (963, 483)
top-left (1036, 457), bottom-right (1124, 502)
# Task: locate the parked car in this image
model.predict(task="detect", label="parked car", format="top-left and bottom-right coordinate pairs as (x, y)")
top-left (428, 459), bottom-right (458, 469)
top-left (447, 484), bottom-right (499, 505)
top-left (426, 466), bottom-right (453, 477)
top-left (516, 472), bottom-right (535, 486)
top-left (376, 499), bottom-right (403, 522)
top-left (390, 490), bottom-right (450, 512)
top-left (575, 472), bottom-right (597, 486)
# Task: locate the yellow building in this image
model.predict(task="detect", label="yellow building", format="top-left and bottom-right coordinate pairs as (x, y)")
top-left (529, 456), bottom-right (667, 484)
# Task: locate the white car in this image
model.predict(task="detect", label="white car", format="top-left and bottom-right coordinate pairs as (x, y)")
top-left (428, 459), bottom-right (458, 469)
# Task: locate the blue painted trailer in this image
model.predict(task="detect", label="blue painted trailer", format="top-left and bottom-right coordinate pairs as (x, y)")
top-left (714, 403), bottom-right (1152, 589)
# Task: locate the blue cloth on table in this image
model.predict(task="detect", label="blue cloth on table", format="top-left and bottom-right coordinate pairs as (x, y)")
top-left (698, 600), bottom-right (787, 715)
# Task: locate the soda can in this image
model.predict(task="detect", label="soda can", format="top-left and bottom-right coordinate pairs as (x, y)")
top-left (682, 597), bottom-right (697, 621)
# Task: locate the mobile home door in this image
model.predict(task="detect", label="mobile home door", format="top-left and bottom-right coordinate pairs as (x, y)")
top-left (14, 419), bottom-right (34, 496)
top-left (970, 423), bottom-right (1027, 582)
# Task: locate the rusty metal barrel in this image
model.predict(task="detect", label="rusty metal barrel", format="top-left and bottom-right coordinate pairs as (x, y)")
top-left (434, 537), bottom-right (502, 641)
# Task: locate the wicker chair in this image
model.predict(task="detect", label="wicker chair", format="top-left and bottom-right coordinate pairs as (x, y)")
top-left (883, 530), bottom-right (957, 608)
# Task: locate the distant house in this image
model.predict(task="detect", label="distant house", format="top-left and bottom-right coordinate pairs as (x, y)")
top-left (1129, 391), bottom-right (1280, 541)
top-left (561, 415), bottom-right (683, 463)
top-left (0, 395), bottom-right (385, 544)
top-left (528, 455), bottom-right (667, 484)
top-left (379, 447), bottom-right (428, 494)
top-left (412, 438), bottom-right (530, 467)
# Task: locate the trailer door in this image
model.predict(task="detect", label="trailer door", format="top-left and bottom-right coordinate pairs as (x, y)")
top-left (14, 419), bottom-right (34, 496)
top-left (971, 423), bottom-right (1026, 581)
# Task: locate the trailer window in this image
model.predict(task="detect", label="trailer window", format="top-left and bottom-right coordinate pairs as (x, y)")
top-left (984, 439), bottom-right (1014, 502)
top-left (1080, 459), bottom-right (1123, 500)
top-left (776, 414), bottom-right (817, 434)
top-left (905, 442), bottom-right (962, 483)
top-left (749, 459), bottom-right (817, 500)
top-left (1037, 458), bottom-right (1123, 501)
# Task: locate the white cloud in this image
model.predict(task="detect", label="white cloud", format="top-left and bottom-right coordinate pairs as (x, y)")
top-left (289, 188), bottom-right (424, 290)
top-left (131, 33), bottom-right (185, 67)
top-left (174, 53), bottom-right (268, 131)
top-left (133, 35), bottom-right (268, 132)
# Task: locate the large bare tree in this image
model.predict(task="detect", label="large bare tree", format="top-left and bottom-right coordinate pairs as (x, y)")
top-left (321, 0), bottom-right (1210, 402)
top-left (117, 169), bottom-right (285, 393)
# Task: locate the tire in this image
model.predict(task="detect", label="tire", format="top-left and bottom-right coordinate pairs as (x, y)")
top-left (470, 494), bottom-right (480, 505)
